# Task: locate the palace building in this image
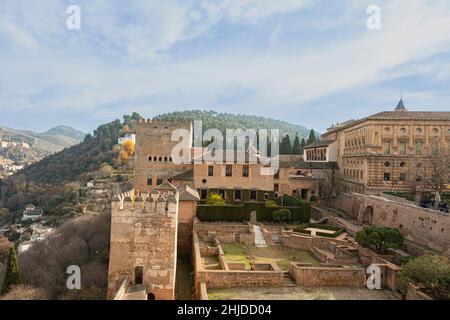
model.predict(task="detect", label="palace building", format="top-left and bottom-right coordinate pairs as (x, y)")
top-left (318, 99), bottom-right (450, 194)
top-left (133, 119), bottom-right (325, 202)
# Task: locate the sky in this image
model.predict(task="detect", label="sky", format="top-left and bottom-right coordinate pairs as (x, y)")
top-left (1, 0), bottom-right (450, 134)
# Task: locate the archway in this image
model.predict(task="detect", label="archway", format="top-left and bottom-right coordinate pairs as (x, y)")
top-left (361, 206), bottom-right (373, 225)
top-left (147, 293), bottom-right (156, 300)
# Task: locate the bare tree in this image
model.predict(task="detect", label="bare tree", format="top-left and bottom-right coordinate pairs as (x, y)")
top-left (425, 146), bottom-right (450, 194)
top-left (320, 169), bottom-right (344, 205)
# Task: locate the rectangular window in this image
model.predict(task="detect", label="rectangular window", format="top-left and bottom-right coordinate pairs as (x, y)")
top-left (250, 190), bottom-right (257, 200)
top-left (200, 189), bottom-right (208, 200)
top-left (274, 183), bottom-right (279, 192)
top-left (384, 173), bottom-right (390, 181)
top-left (234, 190), bottom-right (242, 201)
top-left (208, 166), bottom-right (214, 177)
top-left (147, 178), bottom-right (153, 186)
top-left (157, 178), bottom-right (163, 185)
top-left (218, 189), bottom-right (225, 199)
top-left (400, 141), bottom-right (407, 155)
top-left (383, 141), bottom-right (391, 155)
top-left (226, 165), bottom-right (233, 177)
top-left (274, 171), bottom-right (280, 179)
top-left (399, 173), bottom-right (406, 182)
top-left (242, 165), bottom-right (249, 177)
top-left (431, 142), bottom-right (438, 156)
top-left (415, 141), bottom-right (422, 155)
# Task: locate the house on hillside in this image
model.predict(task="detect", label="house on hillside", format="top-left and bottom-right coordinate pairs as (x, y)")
top-left (22, 204), bottom-right (43, 221)
top-left (118, 134), bottom-right (136, 145)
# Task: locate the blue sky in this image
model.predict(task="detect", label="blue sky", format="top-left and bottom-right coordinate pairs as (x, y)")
top-left (1, 0), bottom-right (450, 134)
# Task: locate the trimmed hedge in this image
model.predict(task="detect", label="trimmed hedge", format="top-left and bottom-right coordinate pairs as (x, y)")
top-left (292, 223), bottom-right (345, 238)
top-left (196, 200), bottom-right (310, 223)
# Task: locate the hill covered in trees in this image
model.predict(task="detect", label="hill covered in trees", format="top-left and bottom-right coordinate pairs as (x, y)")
top-left (154, 110), bottom-right (319, 141)
top-left (0, 115), bottom-right (139, 215)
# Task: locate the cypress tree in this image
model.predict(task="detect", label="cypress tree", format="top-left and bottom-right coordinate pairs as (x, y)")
top-left (307, 129), bottom-right (317, 145)
top-left (280, 135), bottom-right (293, 155)
top-left (300, 138), bottom-right (306, 154)
top-left (1, 246), bottom-right (20, 294)
top-left (292, 135), bottom-right (301, 155)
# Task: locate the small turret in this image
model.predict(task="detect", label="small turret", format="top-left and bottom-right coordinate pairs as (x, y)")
top-left (395, 97), bottom-right (407, 112)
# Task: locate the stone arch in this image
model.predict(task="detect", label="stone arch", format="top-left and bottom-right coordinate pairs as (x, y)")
top-left (360, 205), bottom-right (374, 224)
top-left (147, 293), bottom-right (156, 300)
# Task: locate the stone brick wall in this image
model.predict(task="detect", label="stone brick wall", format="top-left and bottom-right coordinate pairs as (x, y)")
top-left (406, 283), bottom-right (433, 300)
top-left (289, 263), bottom-right (366, 288)
top-left (197, 269), bottom-right (283, 289)
top-left (333, 193), bottom-right (450, 256)
top-left (177, 201), bottom-right (196, 255)
top-left (107, 190), bottom-right (179, 300)
top-left (193, 218), bottom-right (254, 245)
top-left (134, 119), bottom-right (193, 192)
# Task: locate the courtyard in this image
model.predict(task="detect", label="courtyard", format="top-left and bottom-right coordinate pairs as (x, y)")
top-left (207, 287), bottom-right (400, 300)
top-left (221, 243), bottom-right (321, 271)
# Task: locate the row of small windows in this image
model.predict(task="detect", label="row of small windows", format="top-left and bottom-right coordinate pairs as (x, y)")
top-left (306, 148), bottom-right (327, 161)
top-left (344, 169), bottom-right (363, 180)
top-left (207, 165), bottom-right (250, 178)
top-left (148, 156), bottom-right (173, 162)
top-left (147, 178), bottom-right (164, 186)
top-left (199, 189), bottom-right (270, 201)
top-left (384, 127), bottom-right (450, 135)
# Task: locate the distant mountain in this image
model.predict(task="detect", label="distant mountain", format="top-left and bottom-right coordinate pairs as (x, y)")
top-left (153, 110), bottom-right (318, 140)
top-left (0, 125), bottom-right (85, 165)
top-left (43, 126), bottom-right (86, 141)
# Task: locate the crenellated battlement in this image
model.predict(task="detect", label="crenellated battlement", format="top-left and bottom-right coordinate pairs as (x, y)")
top-left (136, 118), bottom-right (192, 129)
top-left (112, 189), bottom-right (179, 213)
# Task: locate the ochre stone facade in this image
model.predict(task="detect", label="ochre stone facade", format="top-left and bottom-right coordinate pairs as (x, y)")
top-left (107, 189), bottom-right (179, 300)
top-left (322, 103), bottom-right (450, 193)
top-left (332, 193), bottom-right (450, 256)
top-left (133, 119), bottom-right (320, 202)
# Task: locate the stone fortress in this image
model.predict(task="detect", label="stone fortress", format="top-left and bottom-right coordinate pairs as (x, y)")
top-left (107, 100), bottom-right (450, 300)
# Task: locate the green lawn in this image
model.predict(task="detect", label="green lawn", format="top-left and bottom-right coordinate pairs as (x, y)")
top-left (220, 243), bottom-right (321, 271)
top-left (221, 243), bottom-right (252, 269)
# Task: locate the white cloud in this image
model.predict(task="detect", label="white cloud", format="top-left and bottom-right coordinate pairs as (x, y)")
top-left (1, 0), bottom-right (450, 131)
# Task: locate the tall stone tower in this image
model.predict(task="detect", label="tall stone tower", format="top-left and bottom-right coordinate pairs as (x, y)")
top-left (107, 182), bottom-right (179, 300)
top-left (134, 119), bottom-right (193, 192)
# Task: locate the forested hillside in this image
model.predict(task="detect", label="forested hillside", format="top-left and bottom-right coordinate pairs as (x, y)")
top-left (154, 110), bottom-right (318, 140)
top-left (0, 115), bottom-right (137, 214)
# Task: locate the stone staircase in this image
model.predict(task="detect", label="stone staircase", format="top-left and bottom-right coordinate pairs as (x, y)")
top-left (253, 225), bottom-right (268, 248)
top-left (122, 285), bottom-right (147, 300)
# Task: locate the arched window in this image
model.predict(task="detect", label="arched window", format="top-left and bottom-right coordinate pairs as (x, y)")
top-left (159, 157), bottom-right (163, 162)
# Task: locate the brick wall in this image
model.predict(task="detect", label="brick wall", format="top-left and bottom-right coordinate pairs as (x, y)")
top-left (290, 263), bottom-right (366, 287)
top-left (333, 193), bottom-right (450, 256)
top-left (197, 269), bottom-right (283, 289)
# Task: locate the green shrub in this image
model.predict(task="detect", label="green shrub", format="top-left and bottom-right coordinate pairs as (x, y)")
top-left (272, 209), bottom-right (291, 223)
top-left (356, 226), bottom-right (404, 255)
top-left (399, 254), bottom-right (450, 300)
top-left (265, 200), bottom-right (278, 208)
top-left (196, 200), bottom-right (310, 224)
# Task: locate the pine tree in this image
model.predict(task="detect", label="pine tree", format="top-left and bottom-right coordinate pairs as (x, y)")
top-left (306, 129), bottom-right (317, 145)
top-left (292, 135), bottom-right (301, 155)
top-left (1, 246), bottom-right (20, 294)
